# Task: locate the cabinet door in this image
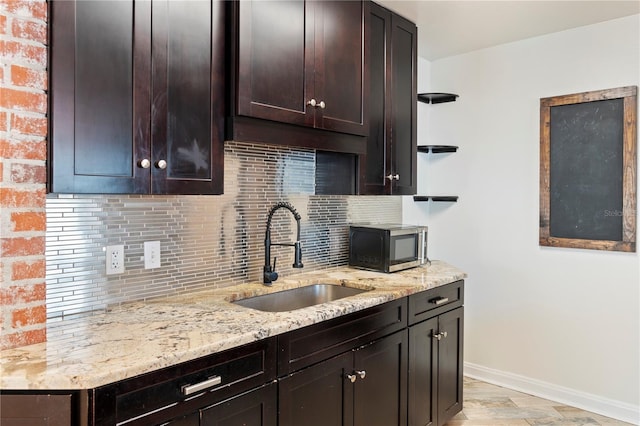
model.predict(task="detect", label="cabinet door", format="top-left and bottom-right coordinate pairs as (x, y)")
top-left (0, 393), bottom-right (73, 426)
top-left (362, 4), bottom-right (416, 195)
top-left (437, 307), bottom-right (464, 425)
top-left (49, 1), bottom-right (151, 194)
top-left (235, 0), bottom-right (314, 128)
top-left (313, 0), bottom-right (368, 136)
top-left (363, 3), bottom-right (392, 195)
top-left (200, 382), bottom-right (277, 426)
top-left (389, 13), bottom-right (417, 195)
top-left (151, 0), bottom-right (224, 194)
top-left (408, 317), bottom-right (438, 426)
top-left (353, 331), bottom-right (407, 426)
top-left (279, 351), bottom-right (353, 426)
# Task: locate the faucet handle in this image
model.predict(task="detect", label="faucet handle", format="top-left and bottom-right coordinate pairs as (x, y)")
top-left (264, 257), bottom-right (278, 285)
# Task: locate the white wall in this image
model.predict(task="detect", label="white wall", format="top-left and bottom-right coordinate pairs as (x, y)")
top-left (405, 14), bottom-right (640, 423)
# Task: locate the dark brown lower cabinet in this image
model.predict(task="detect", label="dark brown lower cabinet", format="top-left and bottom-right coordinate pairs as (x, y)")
top-left (279, 330), bottom-right (408, 426)
top-left (1, 281), bottom-right (464, 426)
top-left (409, 307), bottom-right (464, 426)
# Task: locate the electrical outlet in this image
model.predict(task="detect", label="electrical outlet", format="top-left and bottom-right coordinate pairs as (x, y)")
top-left (144, 241), bottom-right (161, 269)
top-left (105, 245), bottom-right (125, 275)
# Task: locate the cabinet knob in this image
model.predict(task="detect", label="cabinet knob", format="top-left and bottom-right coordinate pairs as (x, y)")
top-left (433, 331), bottom-right (448, 340)
top-left (356, 370), bottom-right (366, 379)
top-left (307, 99), bottom-right (326, 109)
top-left (346, 373), bottom-right (357, 383)
top-left (156, 159), bottom-right (167, 170)
top-left (138, 159), bottom-right (151, 169)
top-left (386, 173), bottom-right (400, 181)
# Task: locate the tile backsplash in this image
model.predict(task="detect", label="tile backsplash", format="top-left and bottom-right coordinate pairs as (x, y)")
top-left (46, 141), bottom-right (402, 321)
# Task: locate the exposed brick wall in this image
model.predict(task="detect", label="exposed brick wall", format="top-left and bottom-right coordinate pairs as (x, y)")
top-left (0, 0), bottom-right (48, 349)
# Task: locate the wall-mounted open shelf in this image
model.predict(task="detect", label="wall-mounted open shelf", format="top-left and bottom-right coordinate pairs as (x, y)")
top-left (415, 93), bottom-right (460, 204)
top-left (413, 196), bottom-right (458, 202)
top-left (417, 93), bottom-right (458, 104)
top-left (417, 145), bottom-right (458, 154)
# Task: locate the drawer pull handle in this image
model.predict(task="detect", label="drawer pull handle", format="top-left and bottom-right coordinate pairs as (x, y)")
top-left (431, 297), bottom-right (449, 305)
top-left (182, 376), bottom-right (222, 396)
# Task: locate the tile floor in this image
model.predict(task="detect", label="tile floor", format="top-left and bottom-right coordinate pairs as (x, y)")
top-left (447, 377), bottom-right (634, 426)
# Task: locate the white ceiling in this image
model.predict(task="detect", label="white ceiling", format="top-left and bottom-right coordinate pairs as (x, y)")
top-left (375, 0), bottom-right (640, 60)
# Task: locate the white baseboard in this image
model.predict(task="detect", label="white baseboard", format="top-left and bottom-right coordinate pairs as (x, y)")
top-left (464, 362), bottom-right (640, 425)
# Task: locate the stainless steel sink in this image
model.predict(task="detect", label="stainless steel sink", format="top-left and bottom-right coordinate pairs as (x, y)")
top-left (232, 284), bottom-right (370, 312)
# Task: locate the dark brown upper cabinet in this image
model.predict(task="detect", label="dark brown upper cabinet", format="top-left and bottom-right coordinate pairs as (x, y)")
top-left (49, 0), bottom-right (225, 195)
top-left (362, 3), bottom-right (417, 195)
top-left (228, 0), bottom-right (369, 155)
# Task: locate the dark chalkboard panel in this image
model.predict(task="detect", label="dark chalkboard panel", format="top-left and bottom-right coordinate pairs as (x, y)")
top-left (540, 86), bottom-right (637, 252)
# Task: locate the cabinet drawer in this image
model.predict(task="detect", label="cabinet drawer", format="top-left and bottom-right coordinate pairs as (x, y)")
top-left (408, 280), bottom-right (464, 325)
top-left (278, 298), bottom-right (407, 376)
top-left (92, 338), bottom-right (276, 425)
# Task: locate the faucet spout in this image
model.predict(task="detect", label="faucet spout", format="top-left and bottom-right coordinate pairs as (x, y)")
top-left (263, 202), bottom-right (304, 285)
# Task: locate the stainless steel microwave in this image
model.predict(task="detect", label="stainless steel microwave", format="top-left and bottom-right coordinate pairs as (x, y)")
top-left (349, 224), bottom-right (428, 273)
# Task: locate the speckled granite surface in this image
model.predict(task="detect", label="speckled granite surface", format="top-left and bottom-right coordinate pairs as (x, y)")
top-left (0, 261), bottom-right (465, 390)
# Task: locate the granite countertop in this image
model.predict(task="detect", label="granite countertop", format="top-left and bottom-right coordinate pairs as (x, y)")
top-left (0, 260), bottom-right (466, 390)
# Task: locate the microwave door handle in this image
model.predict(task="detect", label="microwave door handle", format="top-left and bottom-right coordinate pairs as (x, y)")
top-left (420, 229), bottom-right (427, 263)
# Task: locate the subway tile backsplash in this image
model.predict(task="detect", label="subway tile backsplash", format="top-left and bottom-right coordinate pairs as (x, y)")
top-left (46, 141), bottom-right (402, 321)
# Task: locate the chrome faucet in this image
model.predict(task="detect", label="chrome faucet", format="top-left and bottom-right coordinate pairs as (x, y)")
top-left (263, 202), bottom-right (303, 285)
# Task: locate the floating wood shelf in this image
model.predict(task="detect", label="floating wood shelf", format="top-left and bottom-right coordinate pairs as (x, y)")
top-left (417, 145), bottom-right (458, 154)
top-left (413, 196), bottom-right (458, 202)
top-left (417, 93), bottom-right (459, 104)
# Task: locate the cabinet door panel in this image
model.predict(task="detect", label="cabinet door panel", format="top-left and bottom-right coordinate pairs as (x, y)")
top-left (390, 14), bottom-right (417, 195)
top-left (75, 1), bottom-right (133, 177)
top-left (201, 383), bottom-right (277, 426)
top-left (165, 412), bottom-right (200, 425)
top-left (315, 1), bottom-right (368, 136)
top-left (354, 331), bottom-right (407, 426)
top-left (408, 317), bottom-right (438, 426)
top-left (437, 307), bottom-right (464, 424)
top-left (236, 0), bottom-right (313, 127)
top-left (151, 0), bottom-right (224, 194)
top-left (279, 352), bottom-right (353, 426)
top-left (50, 1), bottom-right (151, 194)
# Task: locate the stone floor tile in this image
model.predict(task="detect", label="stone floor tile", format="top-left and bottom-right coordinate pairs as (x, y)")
top-left (464, 396), bottom-right (518, 409)
top-left (526, 417), bottom-right (601, 425)
top-left (510, 396), bottom-right (563, 408)
top-left (553, 406), bottom-right (634, 425)
top-left (464, 381), bottom-right (533, 399)
top-left (462, 407), bottom-right (563, 420)
top-left (445, 419), bottom-right (530, 425)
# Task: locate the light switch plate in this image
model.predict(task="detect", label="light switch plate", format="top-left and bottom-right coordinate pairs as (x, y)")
top-left (144, 241), bottom-right (161, 269)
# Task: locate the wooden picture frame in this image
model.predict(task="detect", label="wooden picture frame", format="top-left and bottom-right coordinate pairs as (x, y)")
top-left (539, 86), bottom-right (637, 252)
